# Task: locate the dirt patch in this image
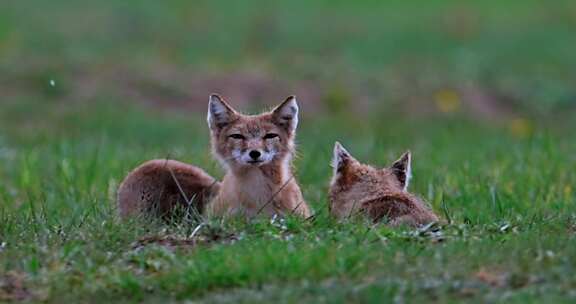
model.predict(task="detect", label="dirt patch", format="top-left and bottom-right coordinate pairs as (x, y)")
top-left (0, 271), bottom-right (33, 302)
top-left (457, 85), bottom-right (517, 120)
top-left (132, 224), bottom-right (238, 251)
top-left (133, 235), bottom-right (197, 250)
top-left (474, 268), bottom-right (508, 288)
top-left (0, 63), bottom-right (325, 113)
top-left (127, 69), bottom-right (324, 113)
top-left (1, 62), bottom-right (522, 120)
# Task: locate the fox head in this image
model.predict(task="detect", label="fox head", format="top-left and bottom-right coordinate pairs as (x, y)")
top-left (329, 142), bottom-right (412, 217)
top-left (207, 94), bottom-right (299, 171)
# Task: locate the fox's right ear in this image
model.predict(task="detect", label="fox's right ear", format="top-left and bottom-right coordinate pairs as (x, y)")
top-left (207, 94), bottom-right (237, 130)
top-left (271, 96), bottom-right (299, 133)
top-left (332, 142), bottom-right (354, 176)
top-left (390, 151), bottom-right (412, 191)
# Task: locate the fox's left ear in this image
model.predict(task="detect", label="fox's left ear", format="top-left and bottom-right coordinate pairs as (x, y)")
top-left (390, 151), bottom-right (412, 191)
top-left (272, 96), bottom-right (299, 133)
top-left (208, 94), bottom-right (237, 131)
top-left (332, 142), bottom-right (353, 176)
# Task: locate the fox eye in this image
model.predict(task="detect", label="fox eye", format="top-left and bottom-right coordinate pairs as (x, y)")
top-left (263, 133), bottom-right (279, 139)
top-left (228, 134), bottom-right (246, 140)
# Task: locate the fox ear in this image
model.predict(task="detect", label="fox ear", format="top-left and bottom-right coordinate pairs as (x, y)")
top-left (390, 151), bottom-right (411, 191)
top-left (208, 94), bottom-right (237, 130)
top-left (272, 96), bottom-right (299, 133)
top-left (332, 142), bottom-right (354, 176)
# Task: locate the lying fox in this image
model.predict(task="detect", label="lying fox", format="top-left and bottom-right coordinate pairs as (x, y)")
top-left (329, 142), bottom-right (438, 227)
top-left (117, 94), bottom-right (311, 219)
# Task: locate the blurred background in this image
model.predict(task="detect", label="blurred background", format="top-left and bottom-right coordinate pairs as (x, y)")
top-left (2, 2), bottom-right (576, 301)
top-left (2, 0), bottom-right (575, 121)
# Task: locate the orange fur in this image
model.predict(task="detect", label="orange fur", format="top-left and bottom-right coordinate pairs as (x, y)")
top-left (329, 142), bottom-right (438, 227)
top-left (206, 95), bottom-right (310, 218)
top-left (117, 159), bottom-right (220, 218)
top-left (117, 95), bottom-right (311, 219)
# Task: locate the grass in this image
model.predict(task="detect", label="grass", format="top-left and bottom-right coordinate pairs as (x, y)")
top-left (1, 0), bottom-right (576, 302)
top-left (1, 101), bottom-right (575, 303)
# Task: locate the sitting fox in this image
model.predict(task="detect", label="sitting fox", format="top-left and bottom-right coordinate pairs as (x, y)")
top-left (329, 142), bottom-right (438, 227)
top-left (117, 94), bottom-right (311, 219)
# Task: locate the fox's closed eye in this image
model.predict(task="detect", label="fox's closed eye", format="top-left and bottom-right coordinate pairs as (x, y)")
top-left (228, 134), bottom-right (246, 140)
top-left (263, 133), bottom-right (279, 139)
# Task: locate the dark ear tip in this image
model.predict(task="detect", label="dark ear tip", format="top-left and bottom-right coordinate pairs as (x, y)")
top-left (209, 93), bottom-right (224, 101)
top-left (397, 150), bottom-right (410, 161)
top-left (334, 141), bottom-right (351, 158)
top-left (332, 141), bottom-right (351, 171)
top-left (284, 95), bottom-right (298, 105)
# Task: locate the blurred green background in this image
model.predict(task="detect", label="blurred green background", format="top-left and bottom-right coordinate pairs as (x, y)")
top-left (2, 1), bottom-right (576, 302)
top-left (2, 0), bottom-right (576, 119)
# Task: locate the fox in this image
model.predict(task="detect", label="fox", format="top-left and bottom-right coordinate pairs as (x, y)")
top-left (328, 142), bottom-right (439, 227)
top-left (117, 94), bottom-right (311, 219)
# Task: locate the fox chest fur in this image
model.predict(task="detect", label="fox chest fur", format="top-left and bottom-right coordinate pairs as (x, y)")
top-left (213, 169), bottom-right (299, 217)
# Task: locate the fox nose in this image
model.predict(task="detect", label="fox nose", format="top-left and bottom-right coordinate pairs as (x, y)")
top-left (249, 150), bottom-right (261, 160)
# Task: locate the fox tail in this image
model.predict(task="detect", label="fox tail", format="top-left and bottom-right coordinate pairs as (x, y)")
top-left (117, 159), bottom-right (220, 220)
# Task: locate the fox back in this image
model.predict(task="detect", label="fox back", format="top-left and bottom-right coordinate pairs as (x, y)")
top-left (329, 142), bottom-right (438, 227)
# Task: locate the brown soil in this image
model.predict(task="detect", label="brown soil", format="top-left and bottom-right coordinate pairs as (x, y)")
top-left (0, 271), bottom-right (33, 302)
top-left (1, 62), bottom-right (517, 120)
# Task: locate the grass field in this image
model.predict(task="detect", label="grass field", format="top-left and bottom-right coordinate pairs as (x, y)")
top-left (1, 0), bottom-right (576, 303)
top-left (1, 102), bottom-right (575, 303)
